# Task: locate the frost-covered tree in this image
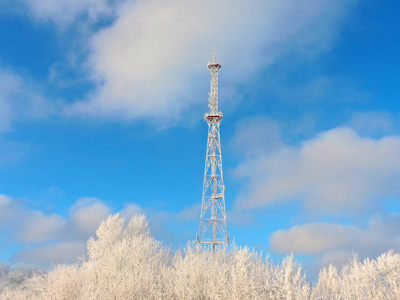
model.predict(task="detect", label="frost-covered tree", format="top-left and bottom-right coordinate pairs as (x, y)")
top-left (311, 264), bottom-right (340, 299)
top-left (311, 251), bottom-right (400, 300)
top-left (0, 263), bottom-right (36, 292)
top-left (24, 214), bottom-right (170, 299)
top-left (0, 263), bottom-right (38, 299)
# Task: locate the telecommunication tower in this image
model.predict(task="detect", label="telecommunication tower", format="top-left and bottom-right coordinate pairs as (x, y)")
top-left (197, 51), bottom-right (229, 251)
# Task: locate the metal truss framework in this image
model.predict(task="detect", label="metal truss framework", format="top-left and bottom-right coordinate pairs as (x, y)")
top-left (197, 51), bottom-right (229, 251)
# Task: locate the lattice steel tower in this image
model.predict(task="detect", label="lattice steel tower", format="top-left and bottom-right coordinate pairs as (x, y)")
top-left (197, 51), bottom-right (229, 251)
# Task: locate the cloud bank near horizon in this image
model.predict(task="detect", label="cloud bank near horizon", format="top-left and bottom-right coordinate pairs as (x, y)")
top-left (0, 194), bottom-right (197, 265)
top-left (270, 214), bottom-right (400, 270)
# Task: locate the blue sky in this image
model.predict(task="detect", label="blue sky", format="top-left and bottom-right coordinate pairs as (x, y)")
top-left (1, 0), bottom-right (400, 274)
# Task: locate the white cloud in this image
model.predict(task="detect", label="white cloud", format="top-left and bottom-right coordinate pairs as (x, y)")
top-left (3, 1), bottom-right (355, 127)
top-left (0, 196), bottom-right (108, 245)
top-left (0, 71), bottom-right (23, 133)
top-left (0, 196), bottom-right (111, 264)
top-left (0, 194), bottom-right (11, 206)
top-left (0, 68), bottom-right (52, 135)
top-left (20, 0), bottom-right (118, 26)
top-left (349, 111), bottom-right (395, 136)
top-left (177, 203), bottom-right (200, 222)
top-left (271, 76), bottom-right (370, 104)
top-left (270, 215), bottom-right (400, 269)
top-left (18, 212), bottom-right (66, 243)
top-left (15, 242), bottom-right (86, 265)
top-left (119, 203), bottom-right (144, 220)
top-left (67, 0), bottom-right (353, 123)
top-left (231, 116), bottom-right (282, 158)
top-left (271, 223), bottom-right (382, 255)
top-left (69, 198), bottom-right (111, 238)
top-left (234, 126), bottom-right (400, 214)
top-left (0, 139), bottom-right (29, 165)
top-left (0, 194), bottom-right (26, 226)
top-left (138, 203), bottom-right (200, 244)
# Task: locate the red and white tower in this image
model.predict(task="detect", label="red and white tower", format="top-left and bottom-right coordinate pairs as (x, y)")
top-left (197, 51), bottom-right (229, 251)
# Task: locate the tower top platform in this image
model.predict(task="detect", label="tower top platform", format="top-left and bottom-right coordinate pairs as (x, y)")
top-left (207, 49), bottom-right (221, 70)
top-left (207, 62), bottom-right (221, 70)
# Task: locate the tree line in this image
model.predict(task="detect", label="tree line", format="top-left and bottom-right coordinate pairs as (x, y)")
top-left (1, 214), bottom-right (399, 299)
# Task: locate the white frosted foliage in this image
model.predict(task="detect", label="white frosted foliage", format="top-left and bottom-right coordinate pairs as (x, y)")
top-left (1, 214), bottom-right (400, 299)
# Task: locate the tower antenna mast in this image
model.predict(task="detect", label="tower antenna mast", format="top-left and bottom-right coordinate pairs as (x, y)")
top-left (197, 51), bottom-right (229, 252)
